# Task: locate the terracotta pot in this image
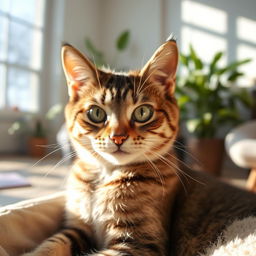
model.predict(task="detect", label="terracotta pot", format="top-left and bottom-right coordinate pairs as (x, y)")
top-left (188, 138), bottom-right (225, 176)
top-left (28, 137), bottom-right (48, 158)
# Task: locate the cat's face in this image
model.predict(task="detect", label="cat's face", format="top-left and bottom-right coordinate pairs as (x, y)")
top-left (62, 40), bottom-right (179, 167)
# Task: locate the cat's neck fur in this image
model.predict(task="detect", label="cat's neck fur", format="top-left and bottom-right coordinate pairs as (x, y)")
top-left (74, 148), bottom-right (178, 184)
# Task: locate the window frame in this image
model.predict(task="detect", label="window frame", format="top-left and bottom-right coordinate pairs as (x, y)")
top-left (0, 1), bottom-right (46, 115)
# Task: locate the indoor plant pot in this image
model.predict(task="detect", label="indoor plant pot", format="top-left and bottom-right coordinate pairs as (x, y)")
top-left (188, 138), bottom-right (224, 176)
top-left (28, 120), bottom-right (48, 158)
top-left (177, 45), bottom-right (252, 176)
top-left (28, 136), bottom-right (48, 158)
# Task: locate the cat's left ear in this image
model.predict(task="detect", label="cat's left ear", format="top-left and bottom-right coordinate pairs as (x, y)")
top-left (61, 44), bottom-right (99, 98)
top-left (140, 39), bottom-right (178, 95)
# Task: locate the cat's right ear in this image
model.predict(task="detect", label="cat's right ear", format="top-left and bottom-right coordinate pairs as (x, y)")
top-left (61, 44), bottom-right (99, 98)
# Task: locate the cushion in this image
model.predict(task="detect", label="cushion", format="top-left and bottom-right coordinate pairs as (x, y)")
top-left (0, 192), bottom-right (65, 256)
top-left (225, 120), bottom-right (256, 169)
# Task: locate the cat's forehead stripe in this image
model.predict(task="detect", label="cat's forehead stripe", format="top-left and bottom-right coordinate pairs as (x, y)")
top-left (101, 74), bottom-right (135, 103)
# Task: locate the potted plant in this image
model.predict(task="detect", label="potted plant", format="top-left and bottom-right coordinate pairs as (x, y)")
top-left (28, 119), bottom-right (48, 157)
top-left (176, 45), bottom-right (252, 175)
top-left (8, 104), bottom-right (63, 158)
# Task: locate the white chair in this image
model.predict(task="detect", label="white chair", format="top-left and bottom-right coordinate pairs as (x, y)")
top-left (225, 120), bottom-right (256, 192)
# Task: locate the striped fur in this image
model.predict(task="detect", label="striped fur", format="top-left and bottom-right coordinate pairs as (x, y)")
top-left (22, 40), bottom-right (179, 256)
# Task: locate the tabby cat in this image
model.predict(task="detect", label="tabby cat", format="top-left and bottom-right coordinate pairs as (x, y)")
top-left (22, 38), bottom-right (256, 256)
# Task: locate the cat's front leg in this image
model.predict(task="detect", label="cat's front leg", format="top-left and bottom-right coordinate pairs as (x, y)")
top-left (21, 227), bottom-right (94, 256)
top-left (87, 242), bottom-right (164, 256)
top-left (87, 231), bottom-right (165, 256)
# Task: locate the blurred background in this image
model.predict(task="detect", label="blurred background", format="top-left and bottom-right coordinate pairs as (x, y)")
top-left (0, 0), bottom-right (256, 205)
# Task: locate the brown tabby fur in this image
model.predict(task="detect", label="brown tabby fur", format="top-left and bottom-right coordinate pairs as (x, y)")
top-left (22, 39), bottom-right (256, 256)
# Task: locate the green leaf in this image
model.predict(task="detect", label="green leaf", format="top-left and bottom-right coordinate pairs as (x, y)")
top-left (8, 121), bottom-right (21, 135)
top-left (227, 71), bottom-right (244, 82)
top-left (85, 38), bottom-right (101, 56)
top-left (203, 112), bottom-right (213, 124)
top-left (209, 51), bottom-right (223, 75)
top-left (234, 89), bottom-right (253, 108)
top-left (116, 30), bottom-right (130, 51)
top-left (186, 118), bottom-right (201, 133)
top-left (85, 38), bottom-right (105, 66)
top-left (177, 95), bottom-right (190, 108)
top-left (189, 44), bottom-right (203, 70)
top-left (46, 104), bottom-right (63, 120)
top-left (180, 53), bottom-right (189, 67)
top-left (216, 58), bottom-right (251, 75)
top-left (34, 120), bottom-right (46, 138)
top-left (218, 108), bottom-right (239, 120)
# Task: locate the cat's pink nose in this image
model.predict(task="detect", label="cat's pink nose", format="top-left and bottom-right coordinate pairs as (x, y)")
top-left (110, 135), bottom-right (128, 145)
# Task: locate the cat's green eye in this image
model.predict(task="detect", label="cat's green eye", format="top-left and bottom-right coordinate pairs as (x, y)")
top-left (87, 106), bottom-right (106, 123)
top-left (132, 105), bottom-right (154, 123)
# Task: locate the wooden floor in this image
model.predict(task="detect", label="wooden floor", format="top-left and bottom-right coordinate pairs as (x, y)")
top-left (0, 154), bottom-right (248, 207)
top-left (0, 155), bottom-right (70, 207)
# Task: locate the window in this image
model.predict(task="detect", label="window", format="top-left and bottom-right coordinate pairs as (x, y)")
top-left (0, 0), bottom-right (45, 112)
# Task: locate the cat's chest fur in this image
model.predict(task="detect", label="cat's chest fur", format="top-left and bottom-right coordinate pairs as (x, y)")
top-left (66, 159), bottom-right (178, 248)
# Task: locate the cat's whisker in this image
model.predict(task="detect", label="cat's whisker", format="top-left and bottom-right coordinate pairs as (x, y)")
top-left (37, 143), bottom-right (63, 149)
top-left (31, 144), bottom-right (69, 168)
top-left (143, 153), bottom-right (166, 198)
top-left (143, 138), bottom-right (202, 183)
top-left (144, 137), bottom-right (200, 165)
top-left (147, 149), bottom-right (188, 193)
top-left (144, 138), bottom-right (193, 169)
top-left (163, 152), bottom-right (206, 186)
top-left (148, 147), bottom-right (205, 187)
top-left (42, 150), bottom-right (77, 179)
top-left (172, 145), bottom-right (200, 165)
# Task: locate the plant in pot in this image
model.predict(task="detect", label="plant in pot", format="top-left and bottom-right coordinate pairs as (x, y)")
top-left (8, 104), bottom-right (63, 158)
top-left (28, 119), bottom-right (48, 157)
top-left (176, 45), bottom-right (252, 175)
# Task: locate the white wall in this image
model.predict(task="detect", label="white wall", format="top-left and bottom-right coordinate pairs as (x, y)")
top-left (166, 0), bottom-right (256, 86)
top-left (100, 0), bottom-right (163, 70)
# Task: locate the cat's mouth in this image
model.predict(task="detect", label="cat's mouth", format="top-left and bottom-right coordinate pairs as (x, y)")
top-left (113, 149), bottom-right (129, 155)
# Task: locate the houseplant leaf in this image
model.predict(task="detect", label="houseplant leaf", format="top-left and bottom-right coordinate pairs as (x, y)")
top-left (116, 30), bottom-right (130, 51)
top-left (216, 58), bottom-right (251, 75)
top-left (227, 71), bottom-right (244, 82)
top-left (85, 38), bottom-right (105, 66)
top-left (85, 38), bottom-right (102, 58)
top-left (186, 118), bottom-right (201, 134)
top-left (180, 53), bottom-right (189, 67)
top-left (209, 51), bottom-right (223, 75)
top-left (233, 89), bottom-right (253, 108)
top-left (189, 44), bottom-right (203, 70)
top-left (218, 108), bottom-right (240, 121)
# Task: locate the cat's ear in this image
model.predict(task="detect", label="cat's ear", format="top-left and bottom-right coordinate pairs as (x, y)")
top-left (61, 44), bottom-right (99, 98)
top-left (140, 39), bottom-right (178, 95)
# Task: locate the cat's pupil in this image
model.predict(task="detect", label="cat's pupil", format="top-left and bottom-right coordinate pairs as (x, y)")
top-left (96, 108), bottom-right (100, 117)
top-left (140, 107), bottom-right (145, 117)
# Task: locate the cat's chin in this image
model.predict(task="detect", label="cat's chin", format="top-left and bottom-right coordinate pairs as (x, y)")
top-left (98, 151), bottom-right (143, 166)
